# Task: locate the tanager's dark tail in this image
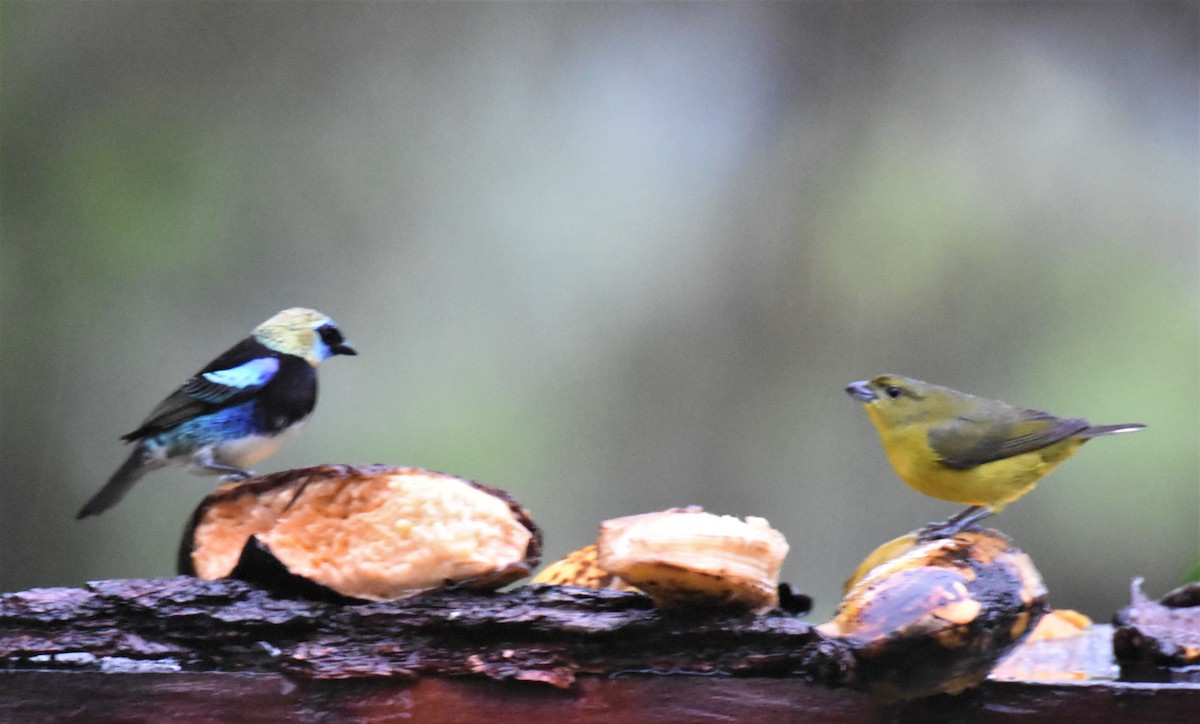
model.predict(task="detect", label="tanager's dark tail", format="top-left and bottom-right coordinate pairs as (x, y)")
top-left (76, 447), bottom-right (161, 519)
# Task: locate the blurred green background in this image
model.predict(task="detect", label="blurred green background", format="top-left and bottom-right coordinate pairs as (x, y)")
top-left (2, 2), bottom-right (1197, 622)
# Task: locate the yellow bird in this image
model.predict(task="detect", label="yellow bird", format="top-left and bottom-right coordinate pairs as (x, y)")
top-left (845, 374), bottom-right (1143, 535)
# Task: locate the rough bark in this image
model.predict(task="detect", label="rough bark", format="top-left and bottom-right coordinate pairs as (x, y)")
top-left (4, 576), bottom-right (1199, 722)
top-left (0, 577), bottom-right (821, 686)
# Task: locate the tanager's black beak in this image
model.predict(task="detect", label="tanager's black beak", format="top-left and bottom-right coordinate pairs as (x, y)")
top-left (845, 380), bottom-right (875, 402)
top-left (332, 342), bottom-right (357, 356)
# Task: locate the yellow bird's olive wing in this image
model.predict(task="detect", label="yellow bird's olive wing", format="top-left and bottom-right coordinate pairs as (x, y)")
top-left (928, 410), bottom-right (1090, 470)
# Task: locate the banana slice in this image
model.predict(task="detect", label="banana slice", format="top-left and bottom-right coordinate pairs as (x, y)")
top-left (820, 528), bottom-right (1047, 699)
top-left (596, 507), bottom-right (789, 612)
top-left (181, 464), bottom-right (541, 602)
top-left (530, 544), bottom-right (639, 592)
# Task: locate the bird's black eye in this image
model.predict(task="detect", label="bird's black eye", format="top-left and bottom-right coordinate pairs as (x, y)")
top-left (884, 386), bottom-right (904, 399)
top-left (317, 323), bottom-right (344, 346)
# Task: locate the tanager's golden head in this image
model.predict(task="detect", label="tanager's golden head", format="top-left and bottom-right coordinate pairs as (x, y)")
top-left (253, 307), bottom-right (357, 366)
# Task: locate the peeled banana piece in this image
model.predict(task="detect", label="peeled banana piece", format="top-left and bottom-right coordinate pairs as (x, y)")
top-left (530, 544), bottom-right (639, 592)
top-left (533, 507), bottom-right (789, 613)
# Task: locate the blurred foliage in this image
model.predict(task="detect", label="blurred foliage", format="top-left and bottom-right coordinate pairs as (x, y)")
top-left (45, 109), bottom-right (234, 278)
top-left (1, 2), bottom-right (1197, 623)
top-left (1183, 561), bottom-right (1200, 586)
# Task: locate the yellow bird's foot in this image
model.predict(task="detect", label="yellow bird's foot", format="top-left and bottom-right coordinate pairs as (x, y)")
top-left (919, 506), bottom-right (992, 540)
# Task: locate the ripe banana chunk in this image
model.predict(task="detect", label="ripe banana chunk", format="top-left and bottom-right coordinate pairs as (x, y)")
top-left (530, 544), bottom-right (639, 592)
top-left (596, 507), bottom-right (789, 612)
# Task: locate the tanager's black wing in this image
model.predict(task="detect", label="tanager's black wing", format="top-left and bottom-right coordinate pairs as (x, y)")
top-left (122, 338), bottom-right (281, 441)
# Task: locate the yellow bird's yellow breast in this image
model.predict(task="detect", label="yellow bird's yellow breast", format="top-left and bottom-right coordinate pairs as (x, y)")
top-left (865, 406), bottom-right (1086, 510)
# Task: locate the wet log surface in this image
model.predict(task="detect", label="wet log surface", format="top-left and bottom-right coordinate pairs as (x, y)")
top-left (3, 576), bottom-right (1199, 722)
top-left (1113, 578), bottom-right (1200, 673)
top-left (0, 577), bottom-right (821, 684)
top-left (4, 671), bottom-right (1200, 724)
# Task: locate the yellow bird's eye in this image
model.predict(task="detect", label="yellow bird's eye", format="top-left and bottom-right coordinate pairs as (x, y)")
top-left (885, 386), bottom-right (904, 399)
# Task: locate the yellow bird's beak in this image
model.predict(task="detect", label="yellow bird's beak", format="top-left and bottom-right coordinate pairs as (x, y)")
top-left (845, 380), bottom-right (876, 403)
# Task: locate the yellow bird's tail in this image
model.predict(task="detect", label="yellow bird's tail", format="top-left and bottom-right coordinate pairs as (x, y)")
top-left (1078, 423), bottom-right (1145, 438)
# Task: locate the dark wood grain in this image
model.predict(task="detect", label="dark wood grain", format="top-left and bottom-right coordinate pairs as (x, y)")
top-left (0, 577), bottom-right (822, 685)
top-left (4, 576), bottom-right (1198, 720)
top-left (3, 671), bottom-right (1200, 723)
